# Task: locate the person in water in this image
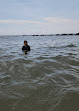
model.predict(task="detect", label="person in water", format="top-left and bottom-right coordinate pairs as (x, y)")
top-left (22, 40), bottom-right (30, 51)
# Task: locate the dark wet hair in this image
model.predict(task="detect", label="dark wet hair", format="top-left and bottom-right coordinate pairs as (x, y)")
top-left (24, 40), bottom-right (27, 43)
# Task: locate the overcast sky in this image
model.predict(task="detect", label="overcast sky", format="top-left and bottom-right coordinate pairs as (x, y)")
top-left (0, 0), bottom-right (79, 35)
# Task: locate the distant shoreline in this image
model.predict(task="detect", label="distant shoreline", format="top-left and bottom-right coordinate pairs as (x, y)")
top-left (23, 32), bottom-right (79, 37)
top-left (0, 33), bottom-right (79, 37)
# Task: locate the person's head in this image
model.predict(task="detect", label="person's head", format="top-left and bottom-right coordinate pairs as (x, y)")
top-left (24, 40), bottom-right (28, 46)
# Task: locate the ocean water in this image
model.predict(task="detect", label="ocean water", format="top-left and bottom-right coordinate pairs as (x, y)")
top-left (0, 35), bottom-right (79, 111)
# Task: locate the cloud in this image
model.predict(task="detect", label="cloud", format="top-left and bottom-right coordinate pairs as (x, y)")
top-left (0, 17), bottom-right (79, 35)
top-left (44, 17), bottom-right (79, 24)
top-left (0, 19), bottom-right (41, 25)
top-left (0, 17), bottom-right (79, 25)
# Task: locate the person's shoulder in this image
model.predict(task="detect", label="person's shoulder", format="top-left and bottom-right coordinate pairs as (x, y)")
top-left (27, 45), bottom-right (30, 48)
top-left (22, 45), bottom-right (25, 48)
top-left (27, 45), bottom-right (31, 51)
top-left (22, 45), bottom-right (25, 50)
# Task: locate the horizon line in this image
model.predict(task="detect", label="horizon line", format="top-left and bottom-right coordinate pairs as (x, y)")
top-left (0, 32), bottom-right (79, 36)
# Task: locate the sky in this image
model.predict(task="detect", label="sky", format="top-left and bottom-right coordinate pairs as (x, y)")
top-left (0, 0), bottom-right (79, 35)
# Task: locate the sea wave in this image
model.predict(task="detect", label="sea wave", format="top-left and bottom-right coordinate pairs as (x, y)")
top-left (0, 35), bottom-right (79, 111)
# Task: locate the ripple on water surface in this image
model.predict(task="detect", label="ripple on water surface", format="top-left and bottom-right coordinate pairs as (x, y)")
top-left (0, 35), bottom-right (79, 111)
